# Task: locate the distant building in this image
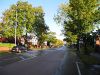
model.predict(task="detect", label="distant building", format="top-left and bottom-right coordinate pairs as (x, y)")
top-left (27, 33), bottom-right (38, 46)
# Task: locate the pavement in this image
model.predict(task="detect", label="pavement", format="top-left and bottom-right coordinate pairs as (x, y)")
top-left (55, 47), bottom-right (78, 75)
top-left (0, 46), bottom-right (79, 75)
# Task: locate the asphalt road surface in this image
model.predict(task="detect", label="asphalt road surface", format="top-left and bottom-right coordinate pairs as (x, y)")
top-left (0, 46), bottom-right (78, 75)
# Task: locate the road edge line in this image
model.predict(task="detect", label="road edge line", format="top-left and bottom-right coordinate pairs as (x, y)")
top-left (76, 62), bottom-right (82, 75)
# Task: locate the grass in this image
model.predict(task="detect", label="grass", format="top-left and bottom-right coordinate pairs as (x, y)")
top-left (80, 46), bottom-right (95, 54)
top-left (80, 54), bottom-right (100, 65)
top-left (78, 46), bottom-right (100, 65)
top-left (0, 43), bottom-right (15, 48)
top-left (69, 46), bottom-right (100, 65)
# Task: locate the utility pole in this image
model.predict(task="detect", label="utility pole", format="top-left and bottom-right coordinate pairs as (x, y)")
top-left (15, 4), bottom-right (18, 46)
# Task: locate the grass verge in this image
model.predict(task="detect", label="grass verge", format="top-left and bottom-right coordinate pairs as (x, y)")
top-left (80, 54), bottom-right (100, 65)
top-left (0, 43), bottom-right (15, 48)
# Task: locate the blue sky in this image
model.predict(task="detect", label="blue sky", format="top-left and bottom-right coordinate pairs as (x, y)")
top-left (0, 0), bottom-right (69, 40)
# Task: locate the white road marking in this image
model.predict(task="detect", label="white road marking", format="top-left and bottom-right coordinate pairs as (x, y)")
top-left (76, 62), bottom-right (82, 75)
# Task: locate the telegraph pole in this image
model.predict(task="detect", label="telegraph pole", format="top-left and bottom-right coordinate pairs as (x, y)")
top-left (15, 4), bottom-right (18, 46)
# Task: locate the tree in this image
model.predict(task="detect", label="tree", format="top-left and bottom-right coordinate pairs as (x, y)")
top-left (33, 7), bottom-right (49, 46)
top-left (0, 22), bottom-right (3, 34)
top-left (46, 31), bottom-right (57, 43)
top-left (55, 0), bottom-right (100, 53)
top-left (55, 39), bottom-right (64, 47)
top-left (65, 31), bottom-right (77, 46)
top-left (0, 1), bottom-right (49, 46)
top-left (45, 31), bottom-right (64, 47)
top-left (1, 1), bottom-right (35, 38)
top-left (94, 4), bottom-right (100, 24)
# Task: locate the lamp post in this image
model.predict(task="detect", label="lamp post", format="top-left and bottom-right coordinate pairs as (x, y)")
top-left (15, 4), bottom-right (18, 46)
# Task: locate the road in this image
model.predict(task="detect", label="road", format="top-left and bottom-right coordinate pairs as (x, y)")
top-left (0, 46), bottom-right (78, 75)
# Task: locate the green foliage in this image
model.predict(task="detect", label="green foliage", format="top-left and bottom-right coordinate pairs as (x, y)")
top-left (55, 39), bottom-right (64, 47)
top-left (55, 0), bottom-right (99, 44)
top-left (94, 6), bottom-right (100, 24)
top-left (0, 43), bottom-right (15, 48)
top-left (0, 1), bottom-right (49, 46)
top-left (33, 7), bottom-right (49, 45)
top-left (44, 31), bottom-right (64, 46)
top-left (46, 31), bottom-right (57, 43)
top-left (1, 1), bottom-right (36, 37)
top-left (65, 31), bottom-right (77, 45)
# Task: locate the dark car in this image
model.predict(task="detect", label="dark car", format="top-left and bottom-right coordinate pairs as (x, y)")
top-left (11, 45), bottom-right (27, 53)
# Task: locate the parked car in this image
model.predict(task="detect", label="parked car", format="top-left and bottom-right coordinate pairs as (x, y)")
top-left (11, 45), bottom-right (27, 53)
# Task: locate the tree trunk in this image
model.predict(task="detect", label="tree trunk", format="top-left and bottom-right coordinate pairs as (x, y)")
top-left (77, 35), bottom-right (80, 53)
top-left (83, 34), bottom-right (88, 55)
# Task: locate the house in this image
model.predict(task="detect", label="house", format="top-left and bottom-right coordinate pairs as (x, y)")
top-left (26, 33), bottom-right (38, 48)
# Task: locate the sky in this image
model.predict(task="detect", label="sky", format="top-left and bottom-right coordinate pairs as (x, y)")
top-left (0, 0), bottom-right (69, 40)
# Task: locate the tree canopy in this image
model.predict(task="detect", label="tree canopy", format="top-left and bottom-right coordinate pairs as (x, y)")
top-left (46, 31), bottom-right (57, 43)
top-left (33, 7), bottom-right (49, 45)
top-left (0, 1), bottom-right (48, 42)
top-left (55, 0), bottom-right (100, 44)
top-left (1, 1), bottom-right (35, 37)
